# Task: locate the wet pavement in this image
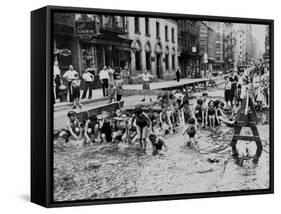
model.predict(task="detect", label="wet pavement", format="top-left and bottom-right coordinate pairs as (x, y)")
top-left (53, 89), bottom-right (270, 202)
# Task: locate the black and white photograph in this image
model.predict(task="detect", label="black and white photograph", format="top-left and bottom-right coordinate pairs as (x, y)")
top-left (52, 11), bottom-right (272, 202)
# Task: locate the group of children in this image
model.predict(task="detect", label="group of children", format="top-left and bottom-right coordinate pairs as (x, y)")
top-left (58, 106), bottom-right (167, 155)
top-left (58, 88), bottom-right (241, 155)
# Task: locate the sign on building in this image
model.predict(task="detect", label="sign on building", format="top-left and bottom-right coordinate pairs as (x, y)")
top-left (192, 46), bottom-right (197, 53)
top-left (203, 53), bottom-right (208, 63)
top-left (75, 20), bottom-right (96, 34)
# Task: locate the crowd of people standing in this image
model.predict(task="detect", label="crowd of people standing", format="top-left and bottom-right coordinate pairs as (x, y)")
top-left (53, 63), bottom-right (124, 108)
top-left (224, 59), bottom-right (270, 110)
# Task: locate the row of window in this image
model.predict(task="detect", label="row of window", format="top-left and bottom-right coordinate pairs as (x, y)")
top-left (134, 17), bottom-right (175, 43)
top-left (135, 50), bottom-right (176, 71)
top-left (178, 37), bottom-right (197, 50)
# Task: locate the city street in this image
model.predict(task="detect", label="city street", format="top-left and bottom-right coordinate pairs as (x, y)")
top-left (52, 12), bottom-right (271, 203)
top-left (53, 85), bottom-right (270, 201)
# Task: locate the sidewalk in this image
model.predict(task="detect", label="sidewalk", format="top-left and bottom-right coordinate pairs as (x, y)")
top-left (54, 76), bottom-right (224, 110)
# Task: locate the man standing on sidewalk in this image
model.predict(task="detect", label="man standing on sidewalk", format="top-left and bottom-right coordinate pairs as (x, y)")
top-left (53, 61), bottom-right (61, 99)
top-left (63, 65), bottom-right (78, 102)
top-left (99, 66), bottom-right (110, 97)
top-left (81, 69), bottom-right (94, 99)
top-left (138, 69), bottom-right (153, 102)
top-left (176, 66), bottom-right (181, 82)
top-left (107, 66), bottom-right (115, 101)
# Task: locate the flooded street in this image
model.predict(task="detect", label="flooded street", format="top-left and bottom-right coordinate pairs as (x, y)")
top-left (53, 107), bottom-right (270, 202)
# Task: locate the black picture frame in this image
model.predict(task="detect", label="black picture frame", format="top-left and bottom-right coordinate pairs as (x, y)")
top-left (31, 5), bottom-right (274, 208)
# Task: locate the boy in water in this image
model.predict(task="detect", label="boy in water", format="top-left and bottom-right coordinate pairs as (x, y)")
top-left (84, 114), bottom-right (101, 144)
top-left (183, 118), bottom-right (200, 149)
top-left (149, 133), bottom-right (167, 155)
top-left (99, 111), bottom-right (113, 143)
top-left (201, 92), bottom-right (209, 127)
top-left (59, 111), bottom-right (82, 143)
top-left (194, 98), bottom-right (204, 125)
top-left (205, 100), bottom-right (218, 129)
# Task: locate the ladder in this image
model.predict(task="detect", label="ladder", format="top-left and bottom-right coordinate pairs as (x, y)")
top-left (231, 93), bottom-right (263, 163)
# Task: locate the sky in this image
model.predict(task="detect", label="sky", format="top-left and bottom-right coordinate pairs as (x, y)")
top-left (251, 24), bottom-right (267, 53)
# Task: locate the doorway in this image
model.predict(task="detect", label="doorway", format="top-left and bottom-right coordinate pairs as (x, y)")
top-left (156, 53), bottom-right (162, 79)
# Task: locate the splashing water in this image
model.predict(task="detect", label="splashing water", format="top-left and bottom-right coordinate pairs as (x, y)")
top-left (53, 106), bottom-right (269, 202)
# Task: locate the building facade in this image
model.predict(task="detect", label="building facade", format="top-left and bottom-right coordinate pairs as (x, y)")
top-left (236, 29), bottom-right (246, 65)
top-left (214, 22), bottom-right (224, 71)
top-left (177, 20), bottom-right (200, 78)
top-left (127, 17), bottom-right (178, 83)
top-left (53, 13), bottom-right (133, 87)
top-left (263, 25), bottom-right (270, 67)
top-left (199, 21), bottom-right (216, 76)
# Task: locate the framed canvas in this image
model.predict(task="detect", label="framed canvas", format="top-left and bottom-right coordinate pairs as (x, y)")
top-left (31, 5), bottom-right (274, 208)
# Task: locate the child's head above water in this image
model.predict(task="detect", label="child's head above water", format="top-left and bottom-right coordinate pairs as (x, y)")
top-left (67, 111), bottom-right (77, 121)
top-left (197, 98), bottom-right (203, 106)
top-left (134, 106), bottom-right (143, 116)
top-left (202, 92), bottom-right (208, 101)
top-left (188, 117), bottom-right (196, 125)
top-left (208, 100), bottom-right (215, 108)
top-left (89, 114), bottom-right (97, 122)
top-left (149, 134), bottom-right (157, 142)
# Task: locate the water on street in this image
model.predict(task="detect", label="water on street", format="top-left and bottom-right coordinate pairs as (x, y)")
top-left (53, 94), bottom-right (270, 202)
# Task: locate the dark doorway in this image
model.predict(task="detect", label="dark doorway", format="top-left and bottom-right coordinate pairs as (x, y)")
top-left (156, 53), bottom-right (162, 79)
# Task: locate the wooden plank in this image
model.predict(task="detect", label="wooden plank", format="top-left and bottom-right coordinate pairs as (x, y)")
top-left (76, 101), bottom-right (124, 122)
top-left (237, 121), bottom-right (257, 127)
top-left (106, 88), bottom-right (171, 96)
top-left (232, 135), bottom-right (261, 141)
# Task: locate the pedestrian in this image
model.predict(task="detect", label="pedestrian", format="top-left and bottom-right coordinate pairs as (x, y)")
top-left (262, 67), bottom-right (270, 107)
top-left (53, 61), bottom-right (61, 99)
top-left (107, 66), bottom-right (116, 102)
top-left (253, 71), bottom-right (261, 101)
top-left (176, 66), bottom-right (181, 82)
top-left (107, 66), bottom-right (115, 88)
top-left (63, 65), bottom-right (78, 102)
top-left (71, 73), bottom-right (82, 109)
top-left (81, 69), bottom-right (94, 99)
top-left (138, 69), bottom-right (153, 102)
top-left (99, 66), bottom-right (110, 97)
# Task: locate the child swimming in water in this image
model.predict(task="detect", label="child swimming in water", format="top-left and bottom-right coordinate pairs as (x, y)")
top-left (194, 98), bottom-right (204, 125)
top-left (201, 92), bottom-right (209, 127)
top-left (205, 100), bottom-right (218, 129)
top-left (183, 118), bottom-right (200, 149)
top-left (149, 133), bottom-right (167, 155)
top-left (132, 106), bottom-right (151, 151)
top-left (84, 114), bottom-right (101, 144)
